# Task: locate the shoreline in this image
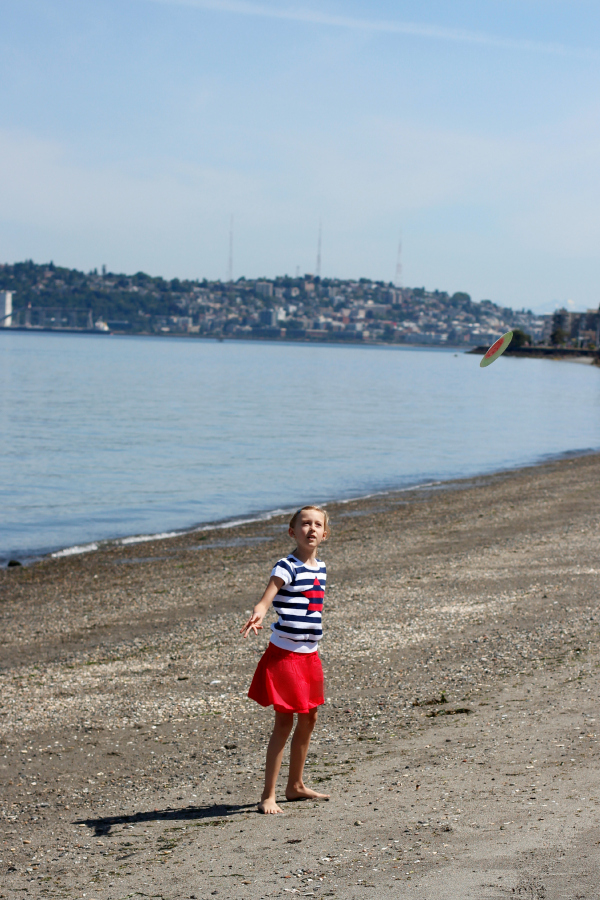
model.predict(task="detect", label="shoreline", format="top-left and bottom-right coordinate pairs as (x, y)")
top-left (1, 326), bottom-right (466, 348)
top-left (2, 451), bottom-right (600, 896)
top-left (6, 445), bottom-right (600, 567)
top-left (469, 343), bottom-right (600, 363)
top-left (6, 327), bottom-right (600, 365)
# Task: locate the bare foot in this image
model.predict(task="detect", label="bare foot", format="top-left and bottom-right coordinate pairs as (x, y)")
top-left (285, 784), bottom-right (330, 802)
top-left (258, 797), bottom-right (284, 814)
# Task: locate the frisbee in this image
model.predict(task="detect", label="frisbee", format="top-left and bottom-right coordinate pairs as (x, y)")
top-left (480, 331), bottom-right (513, 367)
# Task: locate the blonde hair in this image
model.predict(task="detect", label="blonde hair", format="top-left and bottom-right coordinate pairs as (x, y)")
top-left (289, 505), bottom-right (330, 535)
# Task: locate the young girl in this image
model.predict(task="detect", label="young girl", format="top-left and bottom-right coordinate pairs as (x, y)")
top-left (241, 505), bottom-right (331, 814)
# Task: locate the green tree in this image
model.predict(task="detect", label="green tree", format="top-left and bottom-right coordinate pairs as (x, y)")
top-left (511, 328), bottom-right (531, 348)
top-left (451, 291), bottom-right (471, 305)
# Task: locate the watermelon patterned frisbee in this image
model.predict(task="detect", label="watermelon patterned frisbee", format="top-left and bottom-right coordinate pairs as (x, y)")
top-left (480, 331), bottom-right (513, 367)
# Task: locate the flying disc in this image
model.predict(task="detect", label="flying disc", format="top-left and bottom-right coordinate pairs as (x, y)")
top-left (480, 331), bottom-right (513, 368)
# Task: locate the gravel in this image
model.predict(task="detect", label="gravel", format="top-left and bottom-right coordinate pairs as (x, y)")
top-left (1, 452), bottom-right (600, 899)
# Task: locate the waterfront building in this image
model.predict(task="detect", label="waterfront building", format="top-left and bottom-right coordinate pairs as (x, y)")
top-left (551, 306), bottom-right (600, 347)
top-left (0, 290), bottom-right (12, 327)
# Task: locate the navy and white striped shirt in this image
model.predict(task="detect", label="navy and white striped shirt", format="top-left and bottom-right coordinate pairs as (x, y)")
top-left (269, 555), bottom-right (326, 654)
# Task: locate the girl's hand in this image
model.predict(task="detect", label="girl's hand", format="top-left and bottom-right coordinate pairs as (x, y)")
top-left (240, 611), bottom-right (264, 638)
top-left (240, 576), bottom-right (283, 639)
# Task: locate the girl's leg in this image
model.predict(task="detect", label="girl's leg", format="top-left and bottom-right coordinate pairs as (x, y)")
top-left (259, 711), bottom-right (294, 814)
top-left (285, 708), bottom-right (330, 801)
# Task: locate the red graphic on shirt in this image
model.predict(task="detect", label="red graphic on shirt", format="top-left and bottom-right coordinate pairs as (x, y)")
top-left (304, 577), bottom-right (324, 612)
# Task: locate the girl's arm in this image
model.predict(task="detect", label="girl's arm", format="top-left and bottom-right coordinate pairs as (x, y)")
top-left (240, 575), bottom-right (284, 638)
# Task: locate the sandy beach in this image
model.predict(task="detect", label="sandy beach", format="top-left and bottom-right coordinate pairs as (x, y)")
top-left (2, 451), bottom-right (600, 900)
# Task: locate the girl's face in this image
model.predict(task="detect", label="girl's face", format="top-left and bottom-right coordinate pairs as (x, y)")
top-left (289, 510), bottom-right (327, 552)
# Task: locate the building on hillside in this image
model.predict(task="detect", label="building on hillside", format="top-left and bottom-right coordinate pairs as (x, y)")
top-left (551, 306), bottom-right (600, 347)
top-left (259, 308), bottom-right (277, 327)
top-left (259, 307), bottom-right (286, 327)
top-left (256, 281), bottom-right (273, 298)
top-left (540, 315), bottom-right (553, 344)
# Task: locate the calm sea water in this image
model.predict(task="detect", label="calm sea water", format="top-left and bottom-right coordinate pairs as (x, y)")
top-left (1, 331), bottom-right (599, 561)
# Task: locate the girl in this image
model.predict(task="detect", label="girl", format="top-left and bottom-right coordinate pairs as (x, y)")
top-left (241, 505), bottom-right (330, 814)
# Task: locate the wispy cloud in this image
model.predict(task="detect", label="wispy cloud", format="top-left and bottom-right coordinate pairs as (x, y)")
top-left (145, 0), bottom-right (593, 58)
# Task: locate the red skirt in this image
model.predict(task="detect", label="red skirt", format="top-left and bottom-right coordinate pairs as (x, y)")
top-left (248, 642), bottom-right (324, 714)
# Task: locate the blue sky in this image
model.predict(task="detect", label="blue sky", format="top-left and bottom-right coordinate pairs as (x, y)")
top-left (1, 1), bottom-right (599, 311)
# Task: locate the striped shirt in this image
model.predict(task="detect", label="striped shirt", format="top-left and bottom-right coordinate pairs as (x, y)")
top-left (269, 555), bottom-right (326, 654)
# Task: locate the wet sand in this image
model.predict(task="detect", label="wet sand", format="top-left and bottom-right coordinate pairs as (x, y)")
top-left (1, 451), bottom-right (600, 899)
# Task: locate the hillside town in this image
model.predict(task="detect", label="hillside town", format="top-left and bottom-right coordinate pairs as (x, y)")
top-left (149, 277), bottom-right (545, 346)
top-left (1, 261), bottom-right (598, 347)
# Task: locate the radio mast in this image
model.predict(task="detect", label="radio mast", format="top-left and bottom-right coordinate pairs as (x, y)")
top-left (227, 215), bottom-right (234, 282)
top-left (316, 220), bottom-right (322, 278)
top-left (395, 235), bottom-right (402, 288)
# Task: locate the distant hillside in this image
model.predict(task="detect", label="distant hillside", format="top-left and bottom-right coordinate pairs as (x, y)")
top-left (0, 260), bottom-right (544, 345)
top-left (0, 260), bottom-right (188, 329)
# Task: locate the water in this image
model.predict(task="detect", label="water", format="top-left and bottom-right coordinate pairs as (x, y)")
top-left (1, 331), bottom-right (599, 561)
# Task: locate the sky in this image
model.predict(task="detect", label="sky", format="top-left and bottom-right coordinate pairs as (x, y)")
top-left (1, 1), bottom-right (600, 312)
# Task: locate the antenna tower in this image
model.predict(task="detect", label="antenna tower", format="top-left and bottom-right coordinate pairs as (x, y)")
top-left (227, 215), bottom-right (234, 282)
top-left (316, 220), bottom-right (322, 278)
top-left (395, 236), bottom-right (402, 288)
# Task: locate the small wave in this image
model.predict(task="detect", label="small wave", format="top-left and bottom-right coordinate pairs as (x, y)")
top-left (119, 531), bottom-right (184, 545)
top-left (335, 480), bottom-right (441, 504)
top-left (194, 507), bottom-right (292, 533)
top-left (113, 510), bottom-right (293, 547)
top-left (51, 542), bottom-right (99, 558)
top-left (44, 487), bottom-right (447, 560)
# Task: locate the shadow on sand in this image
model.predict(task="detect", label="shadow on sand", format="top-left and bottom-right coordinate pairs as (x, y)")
top-left (76, 802), bottom-right (258, 835)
